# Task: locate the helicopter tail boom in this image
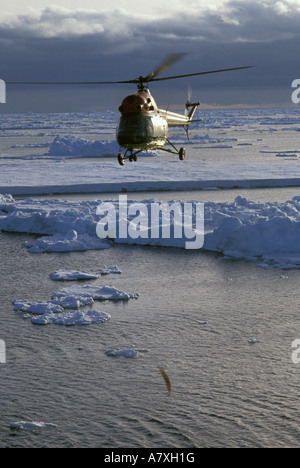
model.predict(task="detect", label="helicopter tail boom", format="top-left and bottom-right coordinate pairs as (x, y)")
top-left (159, 99), bottom-right (200, 127)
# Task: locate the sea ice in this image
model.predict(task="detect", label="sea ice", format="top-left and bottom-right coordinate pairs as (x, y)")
top-left (48, 135), bottom-right (157, 158)
top-left (99, 265), bottom-right (122, 275)
top-left (23, 230), bottom-right (110, 253)
top-left (31, 309), bottom-right (111, 326)
top-left (13, 300), bottom-right (64, 314)
top-left (49, 270), bottom-right (98, 281)
top-left (53, 284), bottom-right (139, 301)
top-left (10, 421), bottom-right (58, 430)
top-left (48, 135), bottom-right (120, 157)
top-left (52, 295), bottom-right (95, 309)
top-left (1, 194), bottom-right (300, 269)
top-left (105, 348), bottom-right (139, 358)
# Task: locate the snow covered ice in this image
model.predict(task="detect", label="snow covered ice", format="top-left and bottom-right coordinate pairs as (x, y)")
top-left (0, 193), bottom-right (299, 269)
top-left (31, 309), bottom-right (111, 326)
top-left (52, 285), bottom-right (139, 301)
top-left (23, 230), bottom-right (111, 253)
top-left (13, 278), bottom-right (138, 325)
top-left (49, 270), bottom-right (99, 281)
top-left (13, 300), bottom-right (64, 314)
top-left (99, 265), bottom-right (122, 275)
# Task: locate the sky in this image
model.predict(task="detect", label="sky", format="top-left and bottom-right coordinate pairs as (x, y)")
top-left (1, 0), bottom-right (300, 112)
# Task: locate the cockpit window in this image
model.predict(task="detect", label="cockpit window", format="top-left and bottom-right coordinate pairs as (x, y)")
top-left (119, 115), bottom-right (142, 129)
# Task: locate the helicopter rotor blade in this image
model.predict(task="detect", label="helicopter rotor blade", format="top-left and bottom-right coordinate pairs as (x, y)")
top-left (143, 53), bottom-right (187, 82)
top-left (188, 81), bottom-right (192, 102)
top-left (6, 80), bottom-right (135, 85)
top-left (6, 65), bottom-right (255, 86)
top-left (148, 65), bottom-right (255, 83)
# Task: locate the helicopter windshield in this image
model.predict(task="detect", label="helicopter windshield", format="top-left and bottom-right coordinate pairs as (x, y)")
top-left (118, 115), bottom-right (143, 129)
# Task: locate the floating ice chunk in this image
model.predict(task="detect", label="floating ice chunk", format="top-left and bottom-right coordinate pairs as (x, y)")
top-left (49, 270), bottom-right (98, 281)
top-left (23, 230), bottom-right (110, 253)
top-left (105, 348), bottom-right (139, 358)
top-left (53, 284), bottom-right (139, 301)
top-left (99, 265), bottom-right (122, 275)
top-left (10, 421), bottom-right (58, 430)
top-left (52, 295), bottom-right (94, 309)
top-left (13, 300), bottom-right (64, 314)
top-left (31, 309), bottom-right (111, 325)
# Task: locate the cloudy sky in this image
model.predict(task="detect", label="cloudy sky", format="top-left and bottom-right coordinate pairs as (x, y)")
top-left (1, 0), bottom-right (300, 112)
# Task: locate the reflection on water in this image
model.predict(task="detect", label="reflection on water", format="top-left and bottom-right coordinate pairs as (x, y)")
top-left (0, 231), bottom-right (300, 447)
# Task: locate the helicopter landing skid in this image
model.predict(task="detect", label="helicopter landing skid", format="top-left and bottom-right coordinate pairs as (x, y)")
top-left (118, 140), bottom-right (185, 166)
top-left (118, 149), bottom-right (142, 166)
top-left (160, 139), bottom-right (186, 161)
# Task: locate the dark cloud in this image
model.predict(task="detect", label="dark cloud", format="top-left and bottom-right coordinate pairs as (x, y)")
top-left (0, 1), bottom-right (299, 112)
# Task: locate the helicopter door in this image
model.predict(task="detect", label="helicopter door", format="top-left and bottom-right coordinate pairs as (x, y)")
top-left (145, 117), bottom-right (154, 141)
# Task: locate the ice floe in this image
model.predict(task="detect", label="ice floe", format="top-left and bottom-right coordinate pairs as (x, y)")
top-left (13, 300), bottom-right (64, 314)
top-left (52, 295), bottom-right (94, 309)
top-left (1, 194), bottom-right (300, 269)
top-left (10, 421), bottom-right (58, 430)
top-left (14, 282), bottom-right (138, 325)
top-left (99, 265), bottom-right (122, 275)
top-left (23, 230), bottom-right (110, 253)
top-left (53, 285), bottom-right (139, 301)
top-left (49, 270), bottom-right (99, 281)
top-left (31, 309), bottom-right (111, 326)
top-left (248, 339), bottom-right (260, 344)
top-left (105, 348), bottom-right (139, 358)
top-left (105, 348), bottom-right (148, 358)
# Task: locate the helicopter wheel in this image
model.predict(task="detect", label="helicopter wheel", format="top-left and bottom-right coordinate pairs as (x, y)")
top-left (133, 155), bottom-right (138, 162)
top-left (179, 147), bottom-right (186, 161)
top-left (118, 153), bottom-right (125, 166)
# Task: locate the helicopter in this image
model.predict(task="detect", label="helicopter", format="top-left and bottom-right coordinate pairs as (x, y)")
top-left (7, 54), bottom-right (253, 166)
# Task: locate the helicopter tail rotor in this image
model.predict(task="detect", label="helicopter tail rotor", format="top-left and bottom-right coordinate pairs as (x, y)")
top-left (185, 81), bottom-right (193, 116)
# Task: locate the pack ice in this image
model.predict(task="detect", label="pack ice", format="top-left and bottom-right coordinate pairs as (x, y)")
top-left (0, 194), bottom-right (300, 269)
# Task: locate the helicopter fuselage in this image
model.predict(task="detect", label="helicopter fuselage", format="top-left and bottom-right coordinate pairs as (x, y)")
top-left (116, 88), bottom-right (197, 152)
top-left (117, 112), bottom-right (168, 151)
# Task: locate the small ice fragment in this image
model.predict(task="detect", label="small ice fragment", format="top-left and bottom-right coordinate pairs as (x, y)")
top-left (105, 348), bottom-right (139, 358)
top-left (10, 421), bottom-right (57, 430)
top-left (13, 300), bottom-right (64, 314)
top-left (99, 265), bottom-right (122, 275)
top-left (49, 270), bottom-right (98, 281)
